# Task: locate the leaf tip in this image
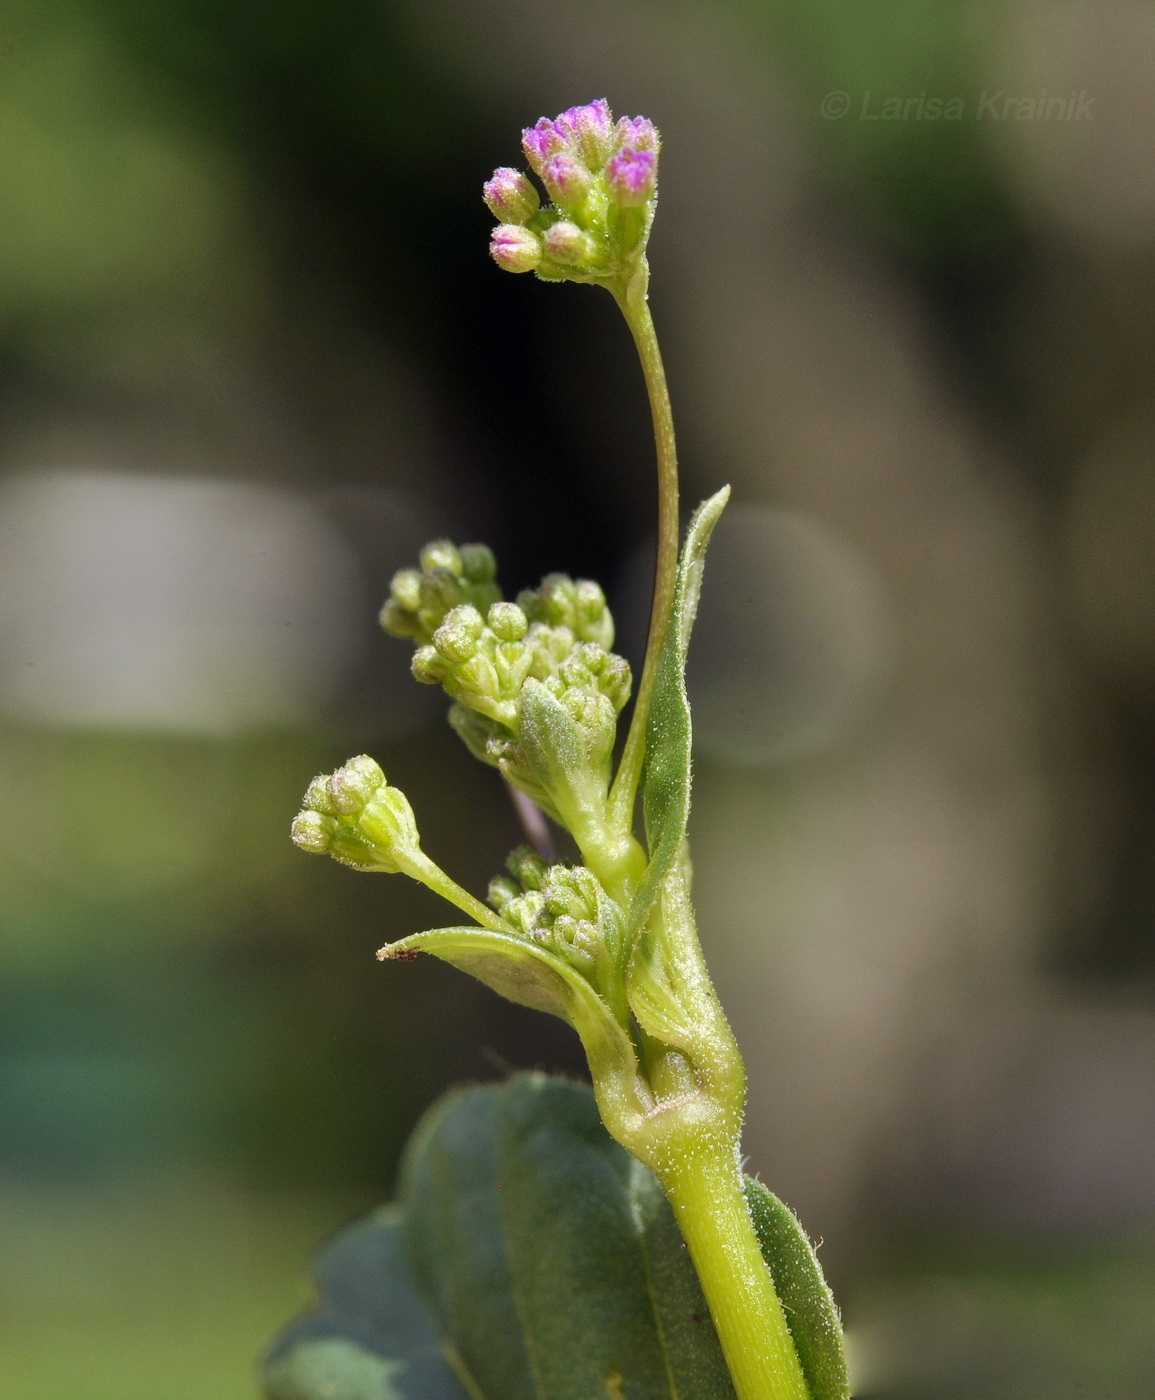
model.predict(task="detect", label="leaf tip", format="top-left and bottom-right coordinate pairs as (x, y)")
top-left (377, 941), bottom-right (419, 961)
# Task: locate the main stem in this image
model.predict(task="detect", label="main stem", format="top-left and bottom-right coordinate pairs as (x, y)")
top-left (658, 1145), bottom-right (812, 1400)
top-left (608, 281), bottom-right (680, 832)
top-left (604, 280), bottom-right (810, 1400)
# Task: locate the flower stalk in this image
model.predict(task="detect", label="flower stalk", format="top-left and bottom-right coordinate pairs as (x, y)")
top-left (289, 99), bottom-right (845, 1400)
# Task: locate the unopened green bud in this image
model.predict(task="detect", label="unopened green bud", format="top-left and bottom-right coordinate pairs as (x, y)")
top-left (507, 844), bottom-right (548, 891)
top-left (379, 598), bottom-right (417, 639)
top-left (434, 605), bottom-right (485, 664)
top-left (574, 580), bottom-right (613, 647)
top-left (549, 915), bottom-right (598, 968)
top-left (459, 543), bottom-right (497, 584)
top-left (412, 646), bottom-right (448, 685)
top-left (292, 758), bottom-right (423, 875)
top-left (390, 568), bottom-right (423, 612)
top-left (421, 540), bottom-right (463, 574)
top-left (488, 601), bottom-right (528, 642)
top-left (419, 566), bottom-right (467, 620)
top-left (328, 754), bottom-right (385, 815)
top-left (487, 874), bottom-right (522, 911)
top-left (542, 864), bottom-right (600, 921)
top-left (595, 652), bottom-right (632, 712)
top-left (562, 687), bottom-right (617, 767)
top-left (502, 889), bottom-right (545, 935)
top-left (303, 775), bottom-right (337, 815)
top-left (358, 786), bottom-right (422, 872)
top-left (544, 220), bottom-right (593, 265)
top-left (559, 643), bottom-right (632, 713)
top-left (291, 809), bottom-right (335, 854)
top-left (523, 621), bottom-right (576, 680)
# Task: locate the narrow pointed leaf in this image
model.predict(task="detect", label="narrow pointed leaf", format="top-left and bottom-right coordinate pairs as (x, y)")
top-left (744, 1178), bottom-right (850, 1400)
top-left (263, 1206), bottom-right (469, 1400)
top-left (382, 925), bottom-right (578, 1022)
top-left (633, 487), bottom-right (730, 932)
top-left (383, 929), bottom-right (648, 1145)
top-left (403, 1076), bottom-right (740, 1400)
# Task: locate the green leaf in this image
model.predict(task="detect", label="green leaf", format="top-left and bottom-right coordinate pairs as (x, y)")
top-left (633, 487), bottom-right (730, 932)
top-left (383, 925), bottom-right (581, 1023)
top-left (744, 1179), bottom-right (850, 1400)
top-left (265, 1079), bottom-right (849, 1400)
top-left (381, 928), bottom-right (649, 1147)
top-left (402, 1074), bottom-right (740, 1400)
top-left (263, 1206), bottom-right (469, 1400)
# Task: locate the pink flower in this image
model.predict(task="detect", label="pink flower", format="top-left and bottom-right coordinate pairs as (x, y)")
top-left (490, 224), bottom-right (542, 274)
top-left (554, 99), bottom-right (616, 168)
top-left (482, 167), bottom-right (540, 224)
top-left (521, 118), bottom-right (569, 175)
top-left (615, 116), bottom-right (660, 154)
top-left (540, 153), bottom-right (592, 208)
top-left (605, 148), bottom-right (657, 207)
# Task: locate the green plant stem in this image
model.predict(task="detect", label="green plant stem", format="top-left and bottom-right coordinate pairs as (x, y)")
top-left (608, 281), bottom-right (680, 833)
top-left (658, 1145), bottom-right (811, 1400)
top-left (399, 850), bottom-right (511, 934)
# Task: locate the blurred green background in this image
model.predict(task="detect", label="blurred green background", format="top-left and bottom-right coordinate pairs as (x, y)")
top-left (2, 0), bottom-right (1155, 1395)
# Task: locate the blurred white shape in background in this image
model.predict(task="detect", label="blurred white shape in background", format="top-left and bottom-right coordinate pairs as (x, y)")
top-left (0, 469), bottom-right (363, 735)
top-left (688, 505), bottom-right (893, 767)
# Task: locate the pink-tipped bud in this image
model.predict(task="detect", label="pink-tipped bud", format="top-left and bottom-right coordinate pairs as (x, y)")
top-left (540, 153), bottom-right (591, 209)
top-left (605, 148), bottom-right (657, 207)
top-left (615, 116), bottom-right (660, 154)
top-left (554, 99), bottom-right (616, 168)
top-left (490, 224), bottom-right (542, 273)
top-left (482, 167), bottom-right (540, 224)
top-left (521, 118), bottom-right (569, 175)
top-left (543, 221), bottom-right (591, 265)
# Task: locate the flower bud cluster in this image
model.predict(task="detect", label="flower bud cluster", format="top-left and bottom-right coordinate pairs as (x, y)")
top-left (488, 846), bottom-right (617, 974)
top-left (379, 539), bottom-right (500, 648)
top-left (409, 592), bottom-right (629, 730)
top-left (291, 754), bottom-right (421, 874)
top-left (517, 573), bottom-right (615, 649)
top-left (381, 539), bottom-right (633, 851)
top-left (484, 99), bottom-right (661, 286)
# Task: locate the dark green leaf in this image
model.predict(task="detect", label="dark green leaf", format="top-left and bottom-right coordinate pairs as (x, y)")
top-left (744, 1179), bottom-right (850, 1400)
top-left (266, 1078), bottom-right (849, 1400)
top-left (263, 1206), bottom-right (469, 1400)
top-left (633, 488), bottom-right (730, 933)
top-left (402, 1074), bottom-right (740, 1400)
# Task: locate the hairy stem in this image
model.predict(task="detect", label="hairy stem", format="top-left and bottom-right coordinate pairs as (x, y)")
top-left (658, 1145), bottom-right (811, 1400)
top-left (399, 850), bottom-right (511, 934)
top-left (608, 280), bottom-right (680, 833)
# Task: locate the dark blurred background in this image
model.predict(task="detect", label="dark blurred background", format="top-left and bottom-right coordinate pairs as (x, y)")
top-left (2, 1), bottom-right (1155, 1395)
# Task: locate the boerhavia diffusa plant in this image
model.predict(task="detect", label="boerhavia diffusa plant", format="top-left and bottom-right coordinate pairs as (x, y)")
top-left (273, 101), bottom-right (849, 1400)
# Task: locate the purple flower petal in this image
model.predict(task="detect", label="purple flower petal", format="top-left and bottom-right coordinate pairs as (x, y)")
top-left (521, 118), bottom-right (568, 175)
top-left (614, 116), bottom-right (660, 154)
top-left (605, 148), bottom-right (657, 206)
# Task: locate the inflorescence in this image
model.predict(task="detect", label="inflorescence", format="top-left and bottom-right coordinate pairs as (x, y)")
top-left (484, 98), bottom-right (659, 288)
